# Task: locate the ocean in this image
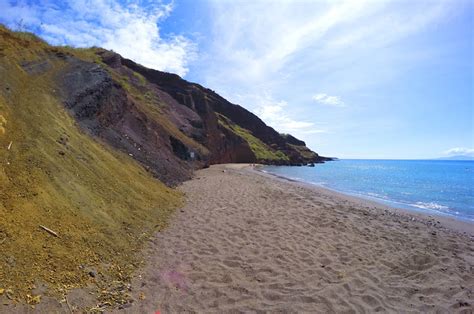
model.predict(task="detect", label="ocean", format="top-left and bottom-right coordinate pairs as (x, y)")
top-left (262, 159), bottom-right (474, 221)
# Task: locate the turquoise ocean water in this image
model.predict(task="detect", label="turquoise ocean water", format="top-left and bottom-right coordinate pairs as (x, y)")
top-left (262, 160), bottom-right (474, 221)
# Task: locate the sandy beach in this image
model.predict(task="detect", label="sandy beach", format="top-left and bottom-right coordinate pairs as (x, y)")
top-left (124, 164), bottom-right (474, 313)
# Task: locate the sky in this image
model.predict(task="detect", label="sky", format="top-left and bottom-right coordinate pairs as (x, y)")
top-left (0, 0), bottom-right (472, 159)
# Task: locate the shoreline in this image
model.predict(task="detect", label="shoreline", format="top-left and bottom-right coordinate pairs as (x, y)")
top-left (253, 164), bottom-right (474, 236)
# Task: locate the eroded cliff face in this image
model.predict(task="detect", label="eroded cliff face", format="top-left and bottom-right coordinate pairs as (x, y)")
top-left (117, 56), bottom-right (327, 166)
top-left (48, 49), bottom-right (254, 186)
top-left (2, 27), bottom-right (329, 187)
top-left (38, 46), bottom-right (329, 186)
top-left (55, 54), bottom-right (201, 185)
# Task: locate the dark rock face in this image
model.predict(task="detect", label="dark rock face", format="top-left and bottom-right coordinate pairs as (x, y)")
top-left (116, 57), bottom-right (257, 165)
top-left (53, 49), bottom-right (330, 186)
top-left (118, 55), bottom-right (328, 164)
top-left (56, 56), bottom-right (198, 186)
top-left (59, 59), bottom-right (118, 130)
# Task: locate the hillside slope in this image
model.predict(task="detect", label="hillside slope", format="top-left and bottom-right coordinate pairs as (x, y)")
top-left (41, 46), bottom-right (329, 187)
top-left (0, 27), bottom-right (181, 303)
top-left (0, 25), bottom-right (329, 305)
top-left (52, 45), bottom-right (329, 187)
top-left (116, 55), bottom-right (330, 168)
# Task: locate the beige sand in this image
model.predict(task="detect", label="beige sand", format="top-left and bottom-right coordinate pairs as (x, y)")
top-left (124, 164), bottom-right (474, 313)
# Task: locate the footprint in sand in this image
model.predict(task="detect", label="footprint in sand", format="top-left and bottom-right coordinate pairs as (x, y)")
top-left (402, 254), bottom-right (435, 271)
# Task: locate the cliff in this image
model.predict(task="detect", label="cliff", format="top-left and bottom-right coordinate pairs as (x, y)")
top-left (59, 48), bottom-right (329, 186)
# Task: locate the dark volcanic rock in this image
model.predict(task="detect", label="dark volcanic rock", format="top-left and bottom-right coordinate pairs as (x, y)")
top-left (56, 55), bottom-right (200, 186)
top-left (115, 53), bottom-right (328, 165)
top-left (52, 49), bottom-right (330, 186)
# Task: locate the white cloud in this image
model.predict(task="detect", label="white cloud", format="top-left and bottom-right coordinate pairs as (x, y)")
top-left (0, 0), bottom-right (195, 76)
top-left (200, 0), bottom-right (456, 149)
top-left (444, 147), bottom-right (474, 156)
top-left (204, 0), bottom-right (453, 89)
top-left (312, 93), bottom-right (345, 107)
top-left (206, 0), bottom-right (378, 86)
top-left (246, 94), bottom-right (327, 136)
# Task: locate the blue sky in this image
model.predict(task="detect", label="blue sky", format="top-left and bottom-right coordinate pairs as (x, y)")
top-left (0, 0), bottom-right (472, 159)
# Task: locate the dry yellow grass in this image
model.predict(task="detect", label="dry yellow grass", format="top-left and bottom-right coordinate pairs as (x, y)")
top-left (0, 25), bottom-right (181, 305)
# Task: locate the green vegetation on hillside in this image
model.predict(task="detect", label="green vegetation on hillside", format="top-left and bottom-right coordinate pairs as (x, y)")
top-left (0, 25), bottom-right (181, 304)
top-left (288, 143), bottom-right (318, 160)
top-left (217, 113), bottom-right (289, 161)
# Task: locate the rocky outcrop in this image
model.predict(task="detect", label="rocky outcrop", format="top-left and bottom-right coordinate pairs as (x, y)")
top-left (118, 56), bottom-right (328, 165)
top-left (51, 49), bottom-right (329, 185)
top-left (56, 56), bottom-right (199, 185)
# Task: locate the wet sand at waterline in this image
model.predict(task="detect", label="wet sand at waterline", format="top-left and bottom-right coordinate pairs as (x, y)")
top-left (126, 164), bottom-right (474, 313)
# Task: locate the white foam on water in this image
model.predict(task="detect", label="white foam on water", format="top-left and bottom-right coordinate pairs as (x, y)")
top-left (367, 192), bottom-right (388, 199)
top-left (412, 202), bottom-right (449, 211)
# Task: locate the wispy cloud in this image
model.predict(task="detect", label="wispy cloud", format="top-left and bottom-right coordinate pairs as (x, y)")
top-left (200, 0), bottom-right (456, 147)
top-left (0, 0), bottom-right (195, 76)
top-left (241, 94), bottom-right (327, 136)
top-left (206, 0), bottom-right (378, 86)
top-left (312, 93), bottom-right (345, 107)
top-left (444, 147), bottom-right (474, 156)
top-left (204, 0), bottom-right (453, 88)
